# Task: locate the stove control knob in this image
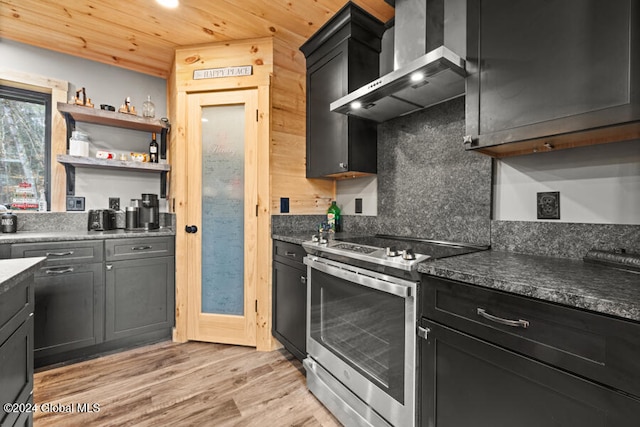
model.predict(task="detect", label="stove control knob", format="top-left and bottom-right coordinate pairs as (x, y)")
top-left (386, 246), bottom-right (400, 257)
top-left (402, 248), bottom-right (416, 260)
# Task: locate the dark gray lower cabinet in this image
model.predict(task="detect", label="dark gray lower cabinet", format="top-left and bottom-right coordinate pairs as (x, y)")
top-left (105, 256), bottom-right (175, 340)
top-left (419, 319), bottom-right (640, 427)
top-left (419, 275), bottom-right (640, 426)
top-left (0, 274), bottom-right (34, 427)
top-left (33, 263), bottom-right (104, 359)
top-left (104, 237), bottom-right (175, 341)
top-left (272, 240), bottom-right (307, 361)
top-left (10, 241), bottom-right (104, 367)
top-left (10, 236), bottom-right (175, 368)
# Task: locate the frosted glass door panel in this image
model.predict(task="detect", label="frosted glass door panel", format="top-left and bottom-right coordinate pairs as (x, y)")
top-left (201, 104), bottom-right (245, 315)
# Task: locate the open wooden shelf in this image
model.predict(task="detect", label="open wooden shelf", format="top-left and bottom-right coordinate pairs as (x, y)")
top-left (57, 154), bottom-right (170, 173)
top-left (57, 155), bottom-right (169, 198)
top-left (57, 102), bottom-right (168, 132)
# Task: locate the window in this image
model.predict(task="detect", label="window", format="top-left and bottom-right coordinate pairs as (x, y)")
top-left (0, 85), bottom-right (51, 210)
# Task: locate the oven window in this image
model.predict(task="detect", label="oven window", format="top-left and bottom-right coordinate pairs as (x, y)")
top-left (310, 269), bottom-right (406, 403)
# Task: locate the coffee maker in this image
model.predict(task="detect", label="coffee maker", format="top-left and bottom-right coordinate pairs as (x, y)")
top-left (138, 193), bottom-right (159, 230)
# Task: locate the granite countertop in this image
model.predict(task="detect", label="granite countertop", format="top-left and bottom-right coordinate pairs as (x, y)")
top-left (272, 233), bottom-right (315, 246)
top-left (0, 227), bottom-right (175, 244)
top-left (0, 257), bottom-right (46, 295)
top-left (272, 233), bottom-right (640, 322)
top-left (419, 250), bottom-right (640, 322)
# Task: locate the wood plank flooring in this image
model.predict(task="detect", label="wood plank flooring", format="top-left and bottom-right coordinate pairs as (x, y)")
top-left (33, 341), bottom-right (342, 427)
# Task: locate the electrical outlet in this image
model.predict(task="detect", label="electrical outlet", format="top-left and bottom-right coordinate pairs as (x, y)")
top-left (66, 196), bottom-right (85, 211)
top-left (355, 198), bottom-right (363, 214)
top-left (537, 192), bottom-right (560, 219)
top-left (109, 197), bottom-right (120, 211)
top-left (280, 197), bottom-right (290, 213)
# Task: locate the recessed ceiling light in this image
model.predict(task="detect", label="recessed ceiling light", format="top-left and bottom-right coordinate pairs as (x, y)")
top-left (156, 0), bottom-right (179, 8)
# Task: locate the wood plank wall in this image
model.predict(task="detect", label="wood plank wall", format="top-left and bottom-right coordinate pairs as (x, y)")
top-left (271, 38), bottom-right (335, 214)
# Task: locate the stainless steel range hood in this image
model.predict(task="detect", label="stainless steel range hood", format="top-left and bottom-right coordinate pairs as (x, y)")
top-left (330, 0), bottom-right (466, 123)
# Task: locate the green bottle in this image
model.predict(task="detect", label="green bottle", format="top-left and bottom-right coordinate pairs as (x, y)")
top-left (327, 201), bottom-right (341, 232)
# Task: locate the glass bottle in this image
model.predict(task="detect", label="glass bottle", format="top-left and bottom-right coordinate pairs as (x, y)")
top-left (142, 95), bottom-right (155, 118)
top-left (149, 132), bottom-right (159, 163)
top-left (327, 201), bottom-right (341, 232)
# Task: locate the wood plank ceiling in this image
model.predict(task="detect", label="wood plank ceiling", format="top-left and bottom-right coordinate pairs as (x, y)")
top-left (1, 0), bottom-right (394, 78)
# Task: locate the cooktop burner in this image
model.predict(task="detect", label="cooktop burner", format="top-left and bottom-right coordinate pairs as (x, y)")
top-left (335, 235), bottom-right (487, 260)
top-left (303, 233), bottom-right (488, 277)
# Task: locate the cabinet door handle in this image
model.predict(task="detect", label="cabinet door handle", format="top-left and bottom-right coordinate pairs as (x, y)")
top-left (300, 276), bottom-right (306, 284)
top-left (417, 326), bottom-right (431, 340)
top-left (45, 251), bottom-right (74, 257)
top-left (132, 246), bottom-right (152, 251)
top-left (106, 264), bottom-right (113, 271)
top-left (477, 308), bottom-right (529, 329)
top-left (45, 267), bottom-right (74, 275)
top-left (284, 251), bottom-right (297, 257)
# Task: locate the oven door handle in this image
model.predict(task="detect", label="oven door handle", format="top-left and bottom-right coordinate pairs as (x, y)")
top-left (304, 256), bottom-right (412, 298)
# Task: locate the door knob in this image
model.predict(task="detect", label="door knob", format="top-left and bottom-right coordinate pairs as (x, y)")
top-left (185, 225), bottom-right (198, 233)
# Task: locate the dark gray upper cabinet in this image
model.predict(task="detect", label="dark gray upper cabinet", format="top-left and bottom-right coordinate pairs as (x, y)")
top-left (465, 0), bottom-right (640, 157)
top-left (300, 2), bottom-right (385, 178)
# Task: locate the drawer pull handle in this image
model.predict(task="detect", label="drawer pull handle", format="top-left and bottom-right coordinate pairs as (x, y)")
top-left (477, 308), bottom-right (529, 329)
top-left (284, 251), bottom-right (297, 257)
top-left (45, 251), bottom-right (74, 257)
top-left (45, 267), bottom-right (74, 275)
top-left (132, 246), bottom-right (152, 251)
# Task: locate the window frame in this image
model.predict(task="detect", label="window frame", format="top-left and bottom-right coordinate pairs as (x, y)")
top-left (0, 84), bottom-right (52, 209)
top-left (0, 70), bottom-right (68, 211)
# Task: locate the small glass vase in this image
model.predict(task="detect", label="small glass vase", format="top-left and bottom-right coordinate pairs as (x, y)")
top-left (142, 95), bottom-right (156, 118)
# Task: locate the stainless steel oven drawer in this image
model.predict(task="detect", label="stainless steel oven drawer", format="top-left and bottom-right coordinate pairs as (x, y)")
top-left (421, 275), bottom-right (640, 398)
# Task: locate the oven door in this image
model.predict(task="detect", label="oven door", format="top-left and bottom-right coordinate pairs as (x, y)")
top-left (304, 255), bottom-right (417, 427)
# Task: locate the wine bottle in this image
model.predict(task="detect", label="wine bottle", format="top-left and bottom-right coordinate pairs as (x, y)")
top-left (149, 132), bottom-right (159, 163)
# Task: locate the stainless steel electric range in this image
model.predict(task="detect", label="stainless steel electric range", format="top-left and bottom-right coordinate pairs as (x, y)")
top-left (302, 234), bottom-right (488, 427)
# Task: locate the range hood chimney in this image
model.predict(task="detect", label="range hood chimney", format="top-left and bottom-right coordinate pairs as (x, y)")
top-left (330, 0), bottom-right (466, 122)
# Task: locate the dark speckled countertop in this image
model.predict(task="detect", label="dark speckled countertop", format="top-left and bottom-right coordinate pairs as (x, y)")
top-left (0, 257), bottom-right (46, 295)
top-left (272, 233), bottom-right (315, 246)
top-left (272, 234), bottom-right (640, 323)
top-left (0, 228), bottom-right (175, 244)
top-left (418, 250), bottom-right (640, 322)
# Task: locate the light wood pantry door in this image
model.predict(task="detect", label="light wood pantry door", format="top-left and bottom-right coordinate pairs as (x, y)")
top-left (186, 89), bottom-right (258, 346)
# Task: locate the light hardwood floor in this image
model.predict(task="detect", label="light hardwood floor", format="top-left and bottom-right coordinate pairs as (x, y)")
top-left (33, 341), bottom-right (341, 427)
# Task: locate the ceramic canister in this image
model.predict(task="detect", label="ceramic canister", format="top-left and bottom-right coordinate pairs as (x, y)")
top-left (1, 212), bottom-right (18, 233)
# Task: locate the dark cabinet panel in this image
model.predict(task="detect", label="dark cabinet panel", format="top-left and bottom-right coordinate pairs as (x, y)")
top-left (300, 2), bottom-right (384, 178)
top-left (422, 275), bottom-right (640, 398)
top-left (419, 319), bottom-right (640, 427)
top-left (272, 240), bottom-right (307, 361)
top-left (465, 0), bottom-right (640, 157)
top-left (0, 244), bottom-right (9, 259)
top-left (11, 240), bottom-right (103, 266)
top-left (0, 273), bottom-right (34, 427)
top-left (105, 256), bottom-right (175, 340)
top-left (33, 262), bottom-right (104, 358)
top-left (0, 317), bottom-right (34, 427)
top-left (105, 236), bottom-right (175, 262)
